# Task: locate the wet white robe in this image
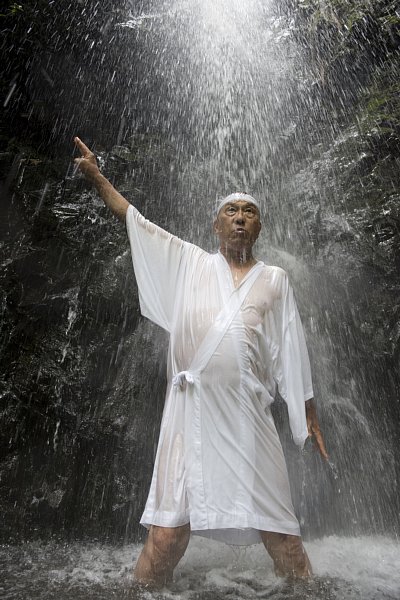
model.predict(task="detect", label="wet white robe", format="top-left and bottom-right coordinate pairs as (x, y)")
top-left (126, 204), bottom-right (313, 545)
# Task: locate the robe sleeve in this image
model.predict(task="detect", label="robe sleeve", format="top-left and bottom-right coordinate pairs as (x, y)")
top-left (125, 204), bottom-right (190, 332)
top-left (272, 267), bottom-right (314, 447)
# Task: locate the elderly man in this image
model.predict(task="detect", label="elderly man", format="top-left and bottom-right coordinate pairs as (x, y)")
top-left (74, 137), bottom-right (327, 587)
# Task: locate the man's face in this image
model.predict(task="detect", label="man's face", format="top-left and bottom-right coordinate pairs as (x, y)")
top-left (214, 200), bottom-right (261, 251)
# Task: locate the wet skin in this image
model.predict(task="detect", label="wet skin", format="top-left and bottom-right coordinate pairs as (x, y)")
top-left (214, 200), bottom-right (261, 266)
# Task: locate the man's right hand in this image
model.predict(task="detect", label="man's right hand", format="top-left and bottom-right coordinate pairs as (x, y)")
top-left (305, 399), bottom-right (329, 461)
top-left (74, 137), bottom-right (101, 182)
top-left (73, 136), bottom-right (130, 222)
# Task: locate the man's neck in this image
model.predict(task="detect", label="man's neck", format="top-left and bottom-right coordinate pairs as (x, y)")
top-left (219, 246), bottom-right (256, 268)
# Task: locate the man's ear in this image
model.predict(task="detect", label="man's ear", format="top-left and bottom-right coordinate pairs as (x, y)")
top-left (213, 218), bottom-right (220, 233)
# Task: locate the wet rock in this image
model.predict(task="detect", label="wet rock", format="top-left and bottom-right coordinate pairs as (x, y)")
top-left (0, 0), bottom-right (400, 543)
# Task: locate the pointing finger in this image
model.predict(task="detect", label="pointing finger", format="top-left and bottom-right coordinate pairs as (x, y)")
top-left (74, 136), bottom-right (91, 157)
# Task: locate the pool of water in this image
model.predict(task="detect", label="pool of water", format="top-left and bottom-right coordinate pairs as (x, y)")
top-left (1, 535), bottom-right (399, 599)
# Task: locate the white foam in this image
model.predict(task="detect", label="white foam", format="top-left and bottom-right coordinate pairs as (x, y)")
top-left (2, 536), bottom-right (399, 599)
top-left (309, 535), bottom-right (400, 598)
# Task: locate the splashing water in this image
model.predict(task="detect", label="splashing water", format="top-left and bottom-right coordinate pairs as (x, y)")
top-left (1, 536), bottom-right (399, 599)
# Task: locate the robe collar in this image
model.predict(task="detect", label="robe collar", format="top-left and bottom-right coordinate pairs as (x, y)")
top-left (215, 250), bottom-right (264, 301)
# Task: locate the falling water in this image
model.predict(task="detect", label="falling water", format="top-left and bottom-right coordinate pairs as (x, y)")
top-left (1, 0), bottom-right (400, 598)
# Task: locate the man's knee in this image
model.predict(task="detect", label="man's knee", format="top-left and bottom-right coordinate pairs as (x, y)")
top-left (150, 525), bottom-right (190, 560)
top-left (134, 524), bottom-right (190, 586)
top-left (261, 531), bottom-right (312, 579)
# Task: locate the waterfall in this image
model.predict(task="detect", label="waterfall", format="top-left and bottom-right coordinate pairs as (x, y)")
top-left (1, 0), bottom-right (399, 597)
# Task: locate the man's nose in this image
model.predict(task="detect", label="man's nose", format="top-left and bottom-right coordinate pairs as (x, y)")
top-left (234, 212), bottom-right (245, 223)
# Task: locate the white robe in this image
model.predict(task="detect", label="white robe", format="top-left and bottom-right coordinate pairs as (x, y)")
top-left (126, 204), bottom-right (313, 546)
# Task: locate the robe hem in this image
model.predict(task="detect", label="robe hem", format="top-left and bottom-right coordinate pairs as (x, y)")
top-left (140, 509), bottom-right (190, 529)
top-left (140, 511), bottom-right (300, 540)
top-left (192, 514), bottom-right (301, 537)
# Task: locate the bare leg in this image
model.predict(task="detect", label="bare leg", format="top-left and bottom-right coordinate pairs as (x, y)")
top-left (134, 524), bottom-right (190, 587)
top-left (260, 531), bottom-right (313, 579)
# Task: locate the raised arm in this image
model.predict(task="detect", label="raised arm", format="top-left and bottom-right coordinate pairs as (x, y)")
top-left (74, 137), bottom-right (130, 222)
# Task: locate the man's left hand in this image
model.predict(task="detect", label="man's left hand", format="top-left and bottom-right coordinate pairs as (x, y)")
top-left (305, 399), bottom-right (328, 460)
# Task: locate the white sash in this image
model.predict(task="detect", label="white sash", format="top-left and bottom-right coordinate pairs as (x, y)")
top-left (172, 260), bottom-right (264, 388)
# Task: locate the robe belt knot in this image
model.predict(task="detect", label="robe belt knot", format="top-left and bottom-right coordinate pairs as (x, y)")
top-left (172, 371), bottom-right (195, 389)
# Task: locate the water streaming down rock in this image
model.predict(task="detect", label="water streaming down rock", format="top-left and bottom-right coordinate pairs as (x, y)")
top-left (1, 0), bottom-right (400, 598)
top-left (117, 0), bottom-right (400, 536)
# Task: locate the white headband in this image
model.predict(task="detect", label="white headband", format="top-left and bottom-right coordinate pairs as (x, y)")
top-left (216, 192), bottom-right (260, 215)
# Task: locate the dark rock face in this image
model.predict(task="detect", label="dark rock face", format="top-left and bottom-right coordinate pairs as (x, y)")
top-left (1, 1), bottom-right (181, 542)
top-left (1, 0), bottom-right (399, 542)
top-left (0, 143), bottom-right (177, 541)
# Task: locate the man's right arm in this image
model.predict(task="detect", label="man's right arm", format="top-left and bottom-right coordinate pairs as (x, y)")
top-left (74, 137), bottom-right (130, 222)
